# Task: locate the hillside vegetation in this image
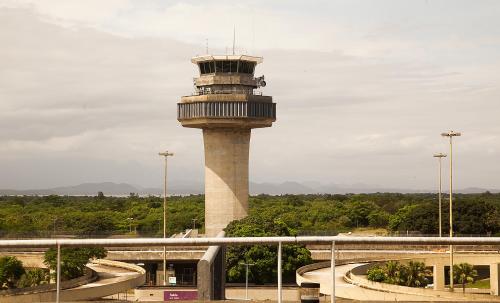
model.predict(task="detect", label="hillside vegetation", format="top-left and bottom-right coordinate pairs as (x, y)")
top-left (0, 192), bottom-right (499, 237)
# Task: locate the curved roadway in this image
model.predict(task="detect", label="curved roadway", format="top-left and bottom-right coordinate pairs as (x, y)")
top-left (71, 263), bottom-right (142, 291)
top-left (60, 260), bottom-right (145, 301)
top-left (302, 263), bottom-right (466, 301)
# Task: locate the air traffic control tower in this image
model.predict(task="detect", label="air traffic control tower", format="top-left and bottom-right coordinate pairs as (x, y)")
top-left (177, 55), bottom-right (276, 236)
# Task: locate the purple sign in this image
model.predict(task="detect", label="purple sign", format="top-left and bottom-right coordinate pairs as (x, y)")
top-left (164, 290), bottom-right (198, 301)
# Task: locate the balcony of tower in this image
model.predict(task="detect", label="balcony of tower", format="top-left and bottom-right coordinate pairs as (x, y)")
top-left (177, 94), bottom-right (275, 129)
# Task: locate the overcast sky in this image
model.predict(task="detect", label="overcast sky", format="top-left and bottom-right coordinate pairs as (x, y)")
top-left (1, 0), bottom-right (500, 190)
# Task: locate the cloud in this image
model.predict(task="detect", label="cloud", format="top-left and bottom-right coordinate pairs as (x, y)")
top-left (1, 4), bottom-right (500, 191)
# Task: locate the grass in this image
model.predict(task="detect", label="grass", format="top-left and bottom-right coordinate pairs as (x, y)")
top-left (350, 227), bottom-right (388, 236)
top-left (466, 278), bottom-right (490, 289)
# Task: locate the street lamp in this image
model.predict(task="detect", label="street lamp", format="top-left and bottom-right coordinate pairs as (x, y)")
top-left (126, 217), bottom-right (134, 233)
top-left (53, 216), bottom-right (57, 237)
top-left (239, 262), bottom-right (255, 300)
top-left (441, 130), bottom-right (461, 291)
top-left (192, 218), bottom-right (197, 230)
top-left (433, 153), bottom-right (447, 237)
top-left (159, 151), bottom-right (174, 286)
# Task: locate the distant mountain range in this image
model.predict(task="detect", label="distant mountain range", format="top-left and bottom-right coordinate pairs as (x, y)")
top-left (1, 181), bottom-right (498, 196)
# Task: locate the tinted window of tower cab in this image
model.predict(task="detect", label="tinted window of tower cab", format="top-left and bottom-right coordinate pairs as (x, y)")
top-left (199, 60), bottom-right (256, 75)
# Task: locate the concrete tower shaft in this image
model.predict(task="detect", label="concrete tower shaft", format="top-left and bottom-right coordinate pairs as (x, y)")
top-left (203, 128), bottom-right (250, 236)
top-left (177, 55), bottom-right (276, 236)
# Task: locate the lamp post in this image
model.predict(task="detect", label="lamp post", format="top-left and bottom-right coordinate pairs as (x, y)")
top-left (239, 262), bottom-right (255, 300)
top-left (53, 216), bottom-right (57, 237)
top-left (159, 151), bottom-right (173, 286)
top-left (126, 217), bottom-right (134, 233)
top-left (441, 131), bottom-right (461, 291)
top-left (192, 218), bottom-right (197, 230)
top-left (433, 153), bottom-right (447, 237)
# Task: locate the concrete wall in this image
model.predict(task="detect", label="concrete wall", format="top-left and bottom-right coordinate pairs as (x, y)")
top-left (491, 263), bottom-right (500, 295)
top-left (197, 232), bottom-right (225, 300)
top-left (106, 249), bottom-right (205, 261)
top-left (226, 286), bottom-right (300, 302)
top-left (203, 128), bottom-right (250, 237)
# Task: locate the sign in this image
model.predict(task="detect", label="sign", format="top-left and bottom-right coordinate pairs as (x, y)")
top-left (164, 290), bottom-right (198, 301)
top-left (168, 276), bottom-right (177, 285)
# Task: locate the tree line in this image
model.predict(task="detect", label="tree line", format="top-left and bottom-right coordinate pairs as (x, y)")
top-left (0, 194), bottom-right (204, 237)
top-left (1, 192), bottom-right (499, 238)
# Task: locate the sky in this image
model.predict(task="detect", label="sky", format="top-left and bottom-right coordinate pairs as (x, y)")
top-left (1, 0), bottom-right (500, 190)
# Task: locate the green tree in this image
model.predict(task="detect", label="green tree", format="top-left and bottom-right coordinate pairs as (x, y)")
top-left (285, 195), bottom-right (304, 207)
top-left (346, 201), bottom-right (378, 227)
top-left (44, 248), bottom-right (106, 280)
top-left (0, 256), bottom-right (25, 289)
top-left (453, 200), bottom-right (499, 235)
top-left (453, 263), bottom-right (477, 293)
top-left (388, 204), bottom-right (418, 232)
top-left (225, 215), bottom-right (312, 284)
top-left (367, 210), bottom-right (390, 227)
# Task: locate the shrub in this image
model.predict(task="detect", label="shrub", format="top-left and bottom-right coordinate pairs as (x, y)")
top-left (17, 268), bottom-right (49, 288)
top-left (367, 265), bottom-right (386, 282)
top-left (0, 256), bottom-right (25, 289)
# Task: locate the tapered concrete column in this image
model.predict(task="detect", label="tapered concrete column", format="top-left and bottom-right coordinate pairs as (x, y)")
top-left (203, 128), bottom-right (251, 236)
top-left (433, 263), bottom-right (445, 290)
top-left (490, 263), bottom-right (500, 295)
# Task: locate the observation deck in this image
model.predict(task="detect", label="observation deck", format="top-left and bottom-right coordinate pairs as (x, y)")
top-left (177, 55), bottom-right (276, 129)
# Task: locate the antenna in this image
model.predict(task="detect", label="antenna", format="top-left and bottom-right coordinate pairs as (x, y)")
top-left (232, 26), bottom-right (236, 55)
top-left (252, 10), bottom-right (255, 54)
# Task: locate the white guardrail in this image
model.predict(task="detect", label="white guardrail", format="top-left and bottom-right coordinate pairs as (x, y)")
top-left (2, 236), bottom-right (500, 248)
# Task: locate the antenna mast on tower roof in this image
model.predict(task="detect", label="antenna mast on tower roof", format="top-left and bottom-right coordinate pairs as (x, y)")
top-left (232, 26), bottom-right (236, 55)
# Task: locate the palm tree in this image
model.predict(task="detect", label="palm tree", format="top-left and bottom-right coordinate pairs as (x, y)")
top-left (383, 260), bottom-right (401, 284)
top-left (453, 263), bottom-right (477, 293)
top-left (383, 261), bottom-right (410, 285)
top-left (405, 261), bottom-right (430, 287)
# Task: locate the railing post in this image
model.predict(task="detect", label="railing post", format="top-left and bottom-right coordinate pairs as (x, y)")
top-left (245, 264), bottom-right (249, 300)
top-left (56, 242), bottom-right (61, 303)
top-left (331, 240), bottom-right (335, 303)
top-left (278, 241), bottom-right (282, 303)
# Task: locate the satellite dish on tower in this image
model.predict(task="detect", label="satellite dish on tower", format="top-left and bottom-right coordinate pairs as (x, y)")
top-left (256, 75), bottom-right (266, 88)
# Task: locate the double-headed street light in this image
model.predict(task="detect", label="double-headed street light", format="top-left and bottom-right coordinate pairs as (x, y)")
top-left (433, 153), bottom-right (447, 237)
top-left (159, 151), bottom-right (174, 286)
top-left (239, 262), bottom-right (255, 300)
top-left (441, 131), bottom-right (461, 291)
